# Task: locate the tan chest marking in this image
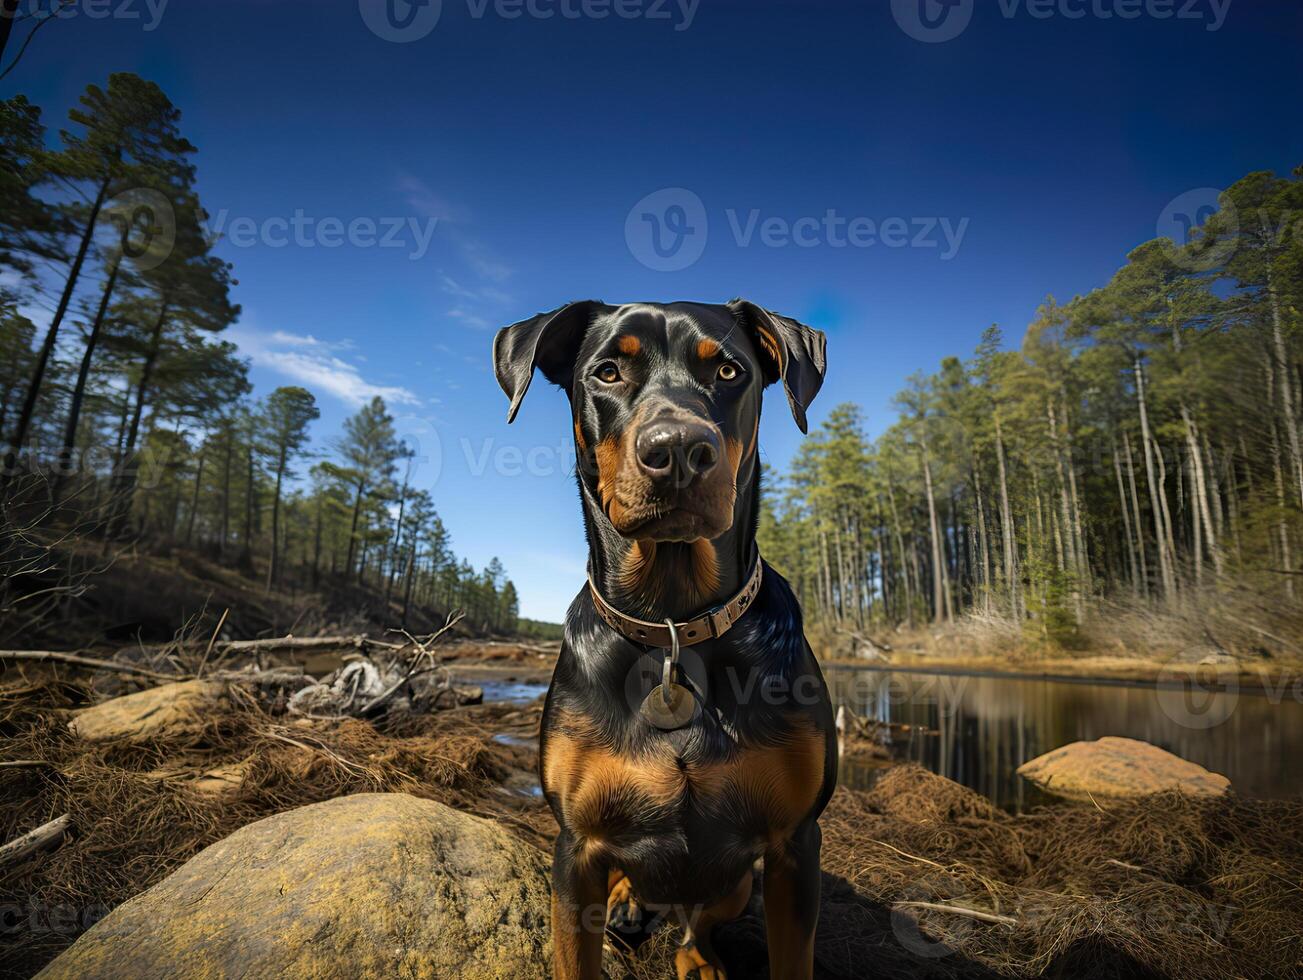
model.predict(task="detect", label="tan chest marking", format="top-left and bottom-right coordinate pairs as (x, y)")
top-left (544, 712), bottom-right (825, 853)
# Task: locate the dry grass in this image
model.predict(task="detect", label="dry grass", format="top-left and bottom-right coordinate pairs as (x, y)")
top-left (3, 675), bottom-right (1301, 980)
top-left (0, 674), bottom-right (552, 977)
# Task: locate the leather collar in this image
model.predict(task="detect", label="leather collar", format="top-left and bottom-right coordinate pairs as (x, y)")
top-left (588, 554), bottom-right (764, 648)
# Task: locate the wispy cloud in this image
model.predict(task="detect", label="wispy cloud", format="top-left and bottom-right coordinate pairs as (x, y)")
top-left (231, 325), bottom-right (420, 408)
top-left (398, 174), bottom-right (514, 287)
top-left (446, 307), bottom-right (493, 330)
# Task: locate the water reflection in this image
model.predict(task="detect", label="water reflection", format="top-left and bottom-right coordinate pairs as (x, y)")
top-left (826, 667), bottom-right (1303, 810)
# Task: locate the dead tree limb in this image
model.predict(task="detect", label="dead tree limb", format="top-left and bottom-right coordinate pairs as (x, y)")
top-left (0, 814), bottom-right (71, 867)
top-left (0, 650), bottom-right (186, 681)
top-left (892, 901), bottom-right (1018, 927)
top-left (214, 634), bottom-right (409, 656)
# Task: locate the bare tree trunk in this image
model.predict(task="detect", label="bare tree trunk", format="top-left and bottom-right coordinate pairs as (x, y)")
top-left (1135, 357), bottom-right (1177, 597)
top-left (1047, 401), bottom-right (1082, 620)
top-left (993, 413), bottom-right (1019, 619)
top-left (1268, 362), bottom-right (1296, 600)
top-left (1112, 435), bottom-right (1141, 597)
top-left (345, 480), bottom-right (365, 580)
top-left (185, 446), bottom-right (205, 545)
top-left (920, 438), bottom-right (949, 624)
top-left (55, 242), bottom-right (123, 499)
top-left (972, 463), bottom-right (992, 614)
top-left (1122, 429), bottom-right (1149, 596)
top-left (884, 478), bottom-right (914, 627)
top-left (1268, 268), bottom-right (1303, 510)
top-left (401, 546), bottom-right (417, 626)
top-left (110, 302), bottom-right (169, 536)
top-left (220, 426), bottom-right (232, 559)
top-left (5, 176), bottom-right (111, 479)
top-left (266, 447), bottom-right (287, 592)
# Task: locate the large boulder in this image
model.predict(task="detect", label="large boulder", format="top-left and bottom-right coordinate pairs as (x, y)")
top-left (1017, 736), bottom-right (1230, 802)
top-left (39, 793), bottom-right (553, 979)
top-left (68, 679), bottom-right (227, 743)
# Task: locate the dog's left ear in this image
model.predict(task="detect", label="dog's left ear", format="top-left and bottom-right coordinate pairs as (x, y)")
top-left (493, 300), bottom-right (606, 423)
top-left (728, 299), bottom-right (827, 434)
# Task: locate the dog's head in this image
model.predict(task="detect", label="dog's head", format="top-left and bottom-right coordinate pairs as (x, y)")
top-left (494, 300), bottom-right (825, 542)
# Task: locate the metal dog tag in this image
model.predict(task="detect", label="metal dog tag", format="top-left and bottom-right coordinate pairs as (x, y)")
top-left (640, 619), bottom-right (698, 730)
top-left (639, 681), bottom-right (698, 730)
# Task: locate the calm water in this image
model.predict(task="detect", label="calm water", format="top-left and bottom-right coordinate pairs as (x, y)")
top-left (826, 665), bottom-right (1303, 810)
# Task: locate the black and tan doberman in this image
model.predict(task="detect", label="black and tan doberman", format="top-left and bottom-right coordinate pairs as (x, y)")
top-left (493, 300), bottom-right (836, 979)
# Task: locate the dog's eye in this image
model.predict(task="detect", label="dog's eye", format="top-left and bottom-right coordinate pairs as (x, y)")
top-left (595, 362), bottom-right (621, 384)
top-left (717, 362), bottom-right (743, 383)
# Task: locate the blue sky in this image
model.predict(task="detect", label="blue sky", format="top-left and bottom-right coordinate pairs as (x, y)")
top-left (9, 0), bottom-right (1302, 620)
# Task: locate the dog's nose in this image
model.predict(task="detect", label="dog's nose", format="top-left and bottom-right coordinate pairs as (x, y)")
top-left (635, 420), bottom-right (719, 482)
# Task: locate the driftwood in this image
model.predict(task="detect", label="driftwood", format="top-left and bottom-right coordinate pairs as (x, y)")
top-left (0, 650), bottom-right (186, 682)
top-left (0, 814), bottom-right (71, 867)
top-left (8, 617), bottom-right (481, 725)
top-left (214, 634), bottom-right (400, 655)
top-left (836, 626), bottom-right (894, 658)
top-left (0, 634), bottom-right (406, 681)
top-left (893, 900), bottom-right (1018, 927)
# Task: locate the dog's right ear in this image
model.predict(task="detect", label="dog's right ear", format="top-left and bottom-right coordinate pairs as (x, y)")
top-left (493, 301), bottom-right (605, 423)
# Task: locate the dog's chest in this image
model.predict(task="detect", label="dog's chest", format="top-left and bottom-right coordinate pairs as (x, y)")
top-left (542, 713), bottom-right (825, 851)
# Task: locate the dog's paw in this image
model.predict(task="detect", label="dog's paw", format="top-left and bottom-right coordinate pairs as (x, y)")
top-left (604, 874), bottom-right (651, 951)
top-left (675, 943), bottom-right (726, 980)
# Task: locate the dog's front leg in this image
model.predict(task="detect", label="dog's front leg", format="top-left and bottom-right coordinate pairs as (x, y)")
top-left (763, 819), bottom-right (821, 979)
top-left (551, 830), bottom-right (606, 980)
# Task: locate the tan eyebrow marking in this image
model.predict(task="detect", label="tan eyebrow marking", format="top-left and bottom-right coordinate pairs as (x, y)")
top-left (697, 338), bottom-right (720, 360)
top-left (617, 335), bottom-right (641, 355)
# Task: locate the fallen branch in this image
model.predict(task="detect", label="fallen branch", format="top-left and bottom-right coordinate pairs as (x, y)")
top-left (196, 607), bottom-right (230, 677)
top-left (836, 625), bottom-right (894, 654)
top-left (0, 814), bottom-right (71, 868)
top-left (215, 635), bottom-right (375, 654)
top-left (893, 900), bottom-right (1018, 927)
top-left (0, 650), bottom-right (186, 682)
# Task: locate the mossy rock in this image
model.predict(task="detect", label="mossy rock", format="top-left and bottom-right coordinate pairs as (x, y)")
top-left (39, 793), bottom-right (552, 979)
